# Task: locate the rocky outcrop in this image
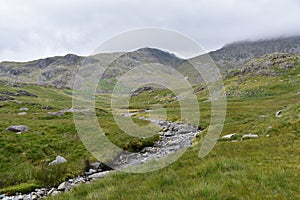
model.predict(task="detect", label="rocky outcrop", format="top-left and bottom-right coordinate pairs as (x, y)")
top-left (207, 35), bottom-right (300, 72)
top-left (129, 86), bottom-right (157, 97)
top-left (240, 53), bottom-right (299, 77)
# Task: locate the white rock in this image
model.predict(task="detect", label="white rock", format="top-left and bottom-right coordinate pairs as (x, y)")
top-left (57, 181), bottom-right (70, 191)
top-left (221, 134), bottom-right (235, 139)
top-left (49, 156), bottom-right (67, 166)
top-left (18, 112), bottom-right (27, 115)
top-left (47, 188), bottom-right (56, 196)
top-left (19, 107), bottom-right (29, 111)
top-left (87, 171), bottom-right (111, 179)
top-left (89, 169), bottom-right (97, 174)
top-left (242, 133), bottom-right (259, 140)
top-left (275, 110), bottom-right (282, 118)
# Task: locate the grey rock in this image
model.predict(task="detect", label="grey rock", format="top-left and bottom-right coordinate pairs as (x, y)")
top-left (6, 125), bottom-right (29, 132)
top-left (0, 95), bottom-right (15, 101)
top-left (57, 181), bottom-right (71, 191)
top-left (18, 112), bottom-right (27, 115)
top-left (48, 111), bottom-right (65, 117)
top-left (51, 191), bottom-right (61, 196)
top-left (49, 156), bottom-right (67, 166)
top-left (87, 171), bottom-right (111, 180)
top-left (90, 162), bottom-right (101, 170)
top-left (89, 168), bottom-right (97, 174)
top-left (41, 105), bottom-right (52, 110)
top-left (19, 107), bottom-right (28, 111)
top-left (47, 188), bottom-right (56, 196)
top-left (164, 131), bottom-right (175, 137)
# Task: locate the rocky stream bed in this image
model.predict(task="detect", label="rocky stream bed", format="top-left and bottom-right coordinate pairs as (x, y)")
top-left (1, 112), bottom-right (200, 200)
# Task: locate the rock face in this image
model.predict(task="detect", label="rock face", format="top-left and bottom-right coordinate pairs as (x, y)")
top-left (49, 156), bottom-right (67, 166)
top-left (6, 125), bottom-right (29, 132)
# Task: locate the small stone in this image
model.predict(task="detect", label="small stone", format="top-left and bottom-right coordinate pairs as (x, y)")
top-left (164, 131), bottom-right (175, 137)
top-left (51, 191), bottom-right (61, 196)
top-left (242, 133), bottom-right (259, 140)
top-left (19, 107), bottom-right (29, 111)
top-left (41, 105), bottom-right (52, 110)
top-left (57, 181), bottom-right (70, 191)
top-left (259, 115), bottom-right (265, 119)
top-left (47, 188), bottom-right (56, 196)
top-left (275, 110), bottom-right (282, 118)
top-left (6, 125), bottom-right (29, 132)
top-left (90, 162), bottom-right (101, 170)
top-left (87, 171), bottom-right (111, 180)
top-left (89, 169), bottom-right (97, 174)
top-left (18, 112), bottom-right (27, 115)
top-left (221, 133), bottom-right (235, 139)
top-left (49, 156), bottom-right (67, 166)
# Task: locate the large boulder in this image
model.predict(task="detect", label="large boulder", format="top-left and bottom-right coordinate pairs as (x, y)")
top-left (6, 125), bottom-right (29, 132)
top-left (49, 156), bottom-right (67, 166)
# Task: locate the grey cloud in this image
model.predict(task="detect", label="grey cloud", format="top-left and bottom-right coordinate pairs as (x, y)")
top-left (1, 0), bottom-right (300, 61)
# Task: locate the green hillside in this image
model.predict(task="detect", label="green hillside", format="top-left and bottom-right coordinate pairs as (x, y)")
top-left (0, 52), bottom-right (299, 199)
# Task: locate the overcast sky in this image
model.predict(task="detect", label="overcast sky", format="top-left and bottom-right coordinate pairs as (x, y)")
top-left (1, 0), bottom-right (300, 61)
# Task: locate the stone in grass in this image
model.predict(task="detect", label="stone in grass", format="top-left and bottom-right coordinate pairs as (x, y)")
top-left (6, 125), bottom-right (29, 132)
top-left (242, 133), bottom-right (259, 140)
top-left (87, 171), bottom-right (111, 180)
top-left (18, 112), bottom-right (27, 115)
top-left (220, 133), bottom-right (236, 140)
top-left (275, 110), bottom-right (282, 118)
top-left (19, 107), bottom-right (29, 111)
top-left (49, 156), bottom-right (67, 166)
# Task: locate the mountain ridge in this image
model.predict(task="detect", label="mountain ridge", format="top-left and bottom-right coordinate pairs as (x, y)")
top-left (1, 35), bottom-right (300, 89)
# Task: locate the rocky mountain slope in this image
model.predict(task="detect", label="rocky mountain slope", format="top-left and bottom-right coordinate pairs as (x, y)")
top-left (1, 35), bottom-right (300, 90)
top-left (208, 35), bottom-right (300, 72)
top-left (0, 48), bottom-right (192, 91)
